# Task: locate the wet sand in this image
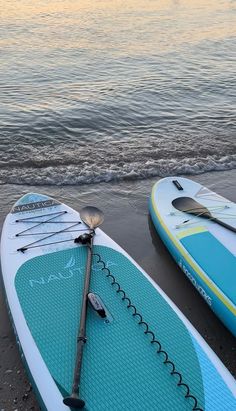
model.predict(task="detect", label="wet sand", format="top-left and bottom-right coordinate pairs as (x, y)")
top-left (0, 170), bottom-right (236, 410)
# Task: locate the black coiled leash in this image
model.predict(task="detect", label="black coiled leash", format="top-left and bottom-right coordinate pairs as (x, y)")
top-left (93, 252), bottom-right (203, 411)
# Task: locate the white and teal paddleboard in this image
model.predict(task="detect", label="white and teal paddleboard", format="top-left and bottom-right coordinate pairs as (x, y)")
top-left (149, 177), bottom-right (236, 337)
top-left (1, 193), bottom-right (236, 410)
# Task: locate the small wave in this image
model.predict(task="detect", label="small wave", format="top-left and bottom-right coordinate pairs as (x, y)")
top-left (0, 154), bottom-right (236, 186)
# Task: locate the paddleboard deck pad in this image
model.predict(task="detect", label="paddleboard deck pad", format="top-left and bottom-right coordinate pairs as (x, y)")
top-left (149, 177), bottom-right (236, 337)
top-left (1, 193), bottom-right (236, 410)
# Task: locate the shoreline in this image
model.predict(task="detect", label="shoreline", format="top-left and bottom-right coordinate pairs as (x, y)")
top-left (0, 170), bottom-right (236, 410)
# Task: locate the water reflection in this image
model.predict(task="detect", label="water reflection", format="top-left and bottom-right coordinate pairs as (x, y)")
top-left (1, 0), bottom-right (236, 54)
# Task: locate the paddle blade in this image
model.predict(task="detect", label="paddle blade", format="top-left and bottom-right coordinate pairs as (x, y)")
top-left (172, 197), bottom-right (212, 218)
top-left (80, 206), bottom-right (104, 229)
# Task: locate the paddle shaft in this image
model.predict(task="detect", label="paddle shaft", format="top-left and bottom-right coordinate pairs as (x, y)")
top-left (71, 235), bottom-right (94, 397)
top-left (211, 217), bottom-right (236, 233)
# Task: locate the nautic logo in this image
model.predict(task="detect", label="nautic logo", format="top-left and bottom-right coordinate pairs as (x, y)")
top-left (178, 260), bottom-right (212, 306)
top-left (12, 199), bottom-right (59, 214)
top-left (29, 257), bottom-right (117, 287)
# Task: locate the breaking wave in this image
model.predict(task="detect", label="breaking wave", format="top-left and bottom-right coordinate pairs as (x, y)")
top-left (1, 152), bottom-right (236, 186)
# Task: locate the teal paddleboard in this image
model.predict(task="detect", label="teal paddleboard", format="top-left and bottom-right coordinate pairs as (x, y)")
top-left (149, 177), bottom-right (236, 337)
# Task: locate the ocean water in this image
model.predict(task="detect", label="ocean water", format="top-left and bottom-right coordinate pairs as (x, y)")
top-left (0, 0), bottom-right (236, 186)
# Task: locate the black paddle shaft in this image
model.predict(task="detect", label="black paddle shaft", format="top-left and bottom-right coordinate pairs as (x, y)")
top-left (211, 217), bottom-right (236, 233)
top-left (172, 196), bottom-right (236, 234)
top-left (63, 235), bottom-right (94, 409)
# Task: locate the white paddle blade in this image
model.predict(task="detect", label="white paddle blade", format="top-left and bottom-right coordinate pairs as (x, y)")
top-left (80, 206), bottom-right (104, 229)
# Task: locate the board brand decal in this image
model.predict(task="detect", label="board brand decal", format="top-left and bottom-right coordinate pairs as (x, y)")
top-left (178, 260), bottom-right (212, 306)
top-left (29, 272), bottom-right (74, 287)
top-left (12, 199), bottom-right (60, 214)
top-left (29, 259), bottom-right (117, 287)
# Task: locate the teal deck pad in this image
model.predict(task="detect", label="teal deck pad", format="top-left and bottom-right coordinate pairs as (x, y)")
top-left (15, 245), bottom-right (235, 410)
top-left (180, 231), bottom-right (236, 305)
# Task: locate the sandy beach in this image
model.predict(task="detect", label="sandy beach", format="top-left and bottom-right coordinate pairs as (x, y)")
top-left (0, 170), bottom-right (236, 410)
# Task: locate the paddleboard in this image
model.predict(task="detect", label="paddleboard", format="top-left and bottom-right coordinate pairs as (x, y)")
top-left (149, 177), bottom-right (236, 338)
top-left (1, 193), bottom-right (236, 410)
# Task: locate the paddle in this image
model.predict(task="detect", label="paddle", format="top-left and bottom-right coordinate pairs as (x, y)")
top-left (63, 206), bottom-right (104, 409)
top-left (172, 196), bottom-right (236, 233)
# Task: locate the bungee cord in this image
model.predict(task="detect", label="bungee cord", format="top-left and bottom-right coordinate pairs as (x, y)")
top-left (172, 204), bottom-right (235, 229)
top-left (15, 210), bottom-right (85, 252)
